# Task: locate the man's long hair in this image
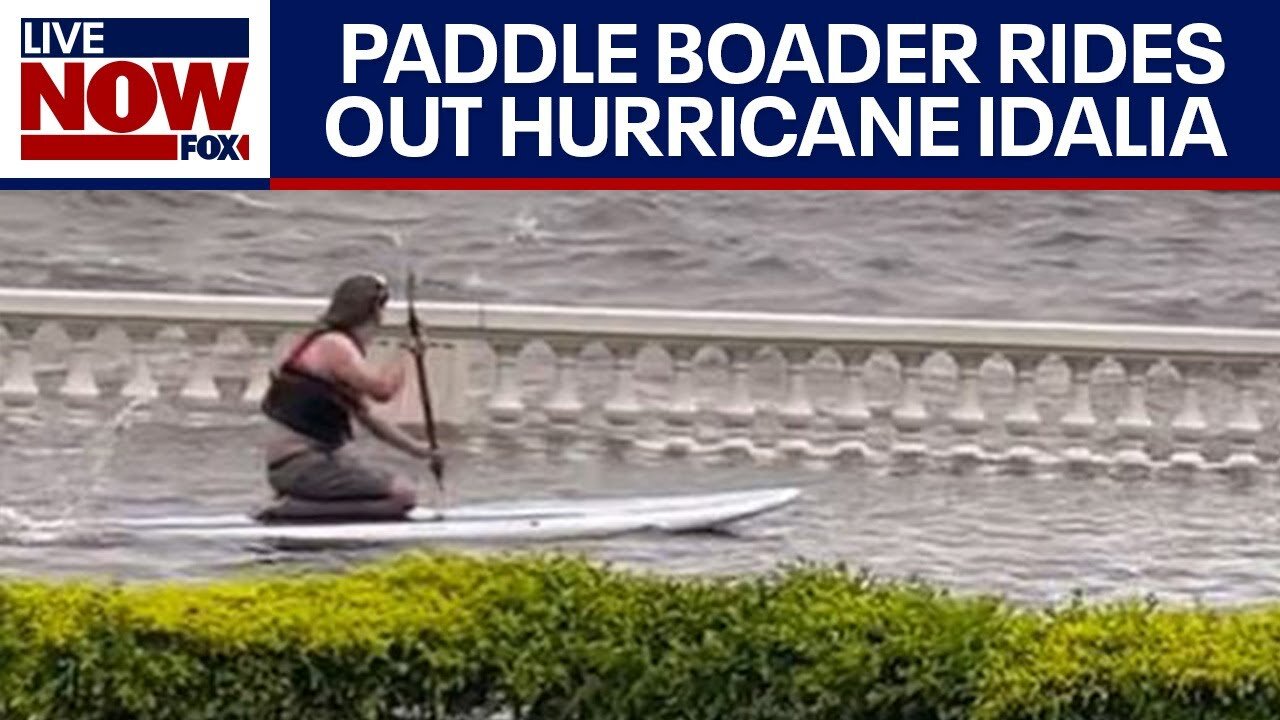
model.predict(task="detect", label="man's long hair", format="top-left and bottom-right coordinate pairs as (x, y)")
top-left (320, 273), bottom-right (389, 332)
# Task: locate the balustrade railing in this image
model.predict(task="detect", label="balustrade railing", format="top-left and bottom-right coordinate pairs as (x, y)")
top-left (4, 287), bottom-right (1280, 473)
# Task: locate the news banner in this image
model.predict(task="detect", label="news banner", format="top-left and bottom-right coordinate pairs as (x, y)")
top-left (1, 0), bottom-right (1275, 190)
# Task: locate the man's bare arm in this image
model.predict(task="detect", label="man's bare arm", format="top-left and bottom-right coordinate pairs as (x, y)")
top-left (352, 403), bottom-right (437, 461)
top-left (324, 336), bottom-right (407, 402)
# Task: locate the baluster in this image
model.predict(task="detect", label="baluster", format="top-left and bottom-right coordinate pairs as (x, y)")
top-left (240, 327), bottom-right (281, 407)
top-left (1003, 354), bottom-right (1044, 462)
top-left (1060, 356), bottom-right (1098, 437)
top-left (707, 345), bottom-right (756, 456)
top-left (831, 348), bottom-right (871, 432)
top-left (91, 324), bottom-right (132, 400)
top-left (1224, 362), bottom-right (1264, 472)
top-left (120, 323), bottom-right (159, 402)
top-left (777, 347), bottom-right (815, 429)
top-left (1168, 360), bottom-right (1209, 470)
top-left (58, 321), bottom-right (102, 404)
top-left (1113, 358), bottom-right (1154, 469)
top-left (1, 319), bottom-right (41, 405)
top-left (777, 347), bottom-right (816, 455)
top-left (891, 350), bottom-right (930, 455)
top-left (601, 341), bottom-right (643, 429)
top-left (717, 345), bottom-right (756, 430)
top-left (179, 325), bottom-right (222, 407)
top-left (663, 344), bottom-right (699, 431)
top-left (543, 341), bottom-right (585, 426)
top-left (993, 353), bottom-right (1044, 466)
top-left (486, 339), bottom-right (526, 425)
top-left (1004, 354), bottom-right (1042, 435)
top-left (1059, 355), bottom-right (1098, 463)
top-left (146, 325), bottom-right (188, 401)
top-left (947, 352), bottom-right (988, 459)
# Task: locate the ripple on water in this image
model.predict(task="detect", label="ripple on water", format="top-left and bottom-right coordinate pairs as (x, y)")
top-left (0, 420), bottom-right (1277, 605)
top-left (5, 190), bottom-right (1280, 326)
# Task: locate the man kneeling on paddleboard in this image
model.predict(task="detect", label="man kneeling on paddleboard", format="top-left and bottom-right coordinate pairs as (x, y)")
top-left (257, 273), bottom-right (440, 522)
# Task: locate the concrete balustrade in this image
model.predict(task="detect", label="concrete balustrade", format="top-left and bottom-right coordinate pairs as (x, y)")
top-left (4, 287), bottom-right (1280, 473)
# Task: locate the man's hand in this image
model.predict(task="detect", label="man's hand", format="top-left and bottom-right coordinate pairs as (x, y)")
top-left (409, 440), bottom-right (439, 460)
top-left (411, 441), bottom-right (446, 477)
top-left (353, 406), bottom-right (444, 470)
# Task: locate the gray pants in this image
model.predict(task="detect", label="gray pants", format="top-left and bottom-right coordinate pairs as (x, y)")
top-left (260, 449), bottom-right (408, 523)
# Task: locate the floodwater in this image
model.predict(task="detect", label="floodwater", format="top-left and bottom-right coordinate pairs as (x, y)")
top-left (2, 190), bottom-right (1280, 605)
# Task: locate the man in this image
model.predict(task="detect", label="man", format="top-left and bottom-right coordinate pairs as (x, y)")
top-left (257, 273), bottom-right (440, 522)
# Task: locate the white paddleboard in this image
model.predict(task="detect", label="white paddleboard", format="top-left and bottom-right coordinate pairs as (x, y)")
top-left (108, 487), bottom-right (801, 543)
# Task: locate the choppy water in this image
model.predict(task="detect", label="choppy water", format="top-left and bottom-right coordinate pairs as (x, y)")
top-left (3, 190), bottom-right (1280, 324)
top-left (3, 190), bottom-right (1280, 604)
top-left (4, 410), bottom-right (1280, 606)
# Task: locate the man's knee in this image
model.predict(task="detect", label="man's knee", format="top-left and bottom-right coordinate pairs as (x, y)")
top-left (389, 476), bottom-right (417, 508)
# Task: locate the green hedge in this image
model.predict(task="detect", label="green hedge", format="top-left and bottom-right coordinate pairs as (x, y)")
top-left (1, 553), bottom-right (1279, 719)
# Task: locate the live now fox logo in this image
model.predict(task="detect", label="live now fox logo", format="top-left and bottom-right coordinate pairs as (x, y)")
top-left (19, 18), bottom-right (252, 161)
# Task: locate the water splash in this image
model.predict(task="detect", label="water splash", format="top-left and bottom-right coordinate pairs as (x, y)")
top-left (30, 398), bottom-right (149, 526)
top-left (382, 230), bottom-right (413, 293)
top-left (511, 211), bottom-right (542, 243)
top-left (0, 506), bottom-right (68, 544)
top-left (225, 192), bottom-right (278, 212)
top-left (77, 396), bottom-right (151, 509)
top-left (0, 507), bottom-right (40, 532)
top-left (0, 397), bottom-right (151, 545)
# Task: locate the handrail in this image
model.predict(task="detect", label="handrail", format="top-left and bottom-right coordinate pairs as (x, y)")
top-left (1, 287), bottom-right (1277, 359)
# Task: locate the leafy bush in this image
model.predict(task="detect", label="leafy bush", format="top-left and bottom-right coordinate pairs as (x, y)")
top-left (1, 553), bottom-right (1278, 719)
top-left (975, 600), bottom-right (1280, 720)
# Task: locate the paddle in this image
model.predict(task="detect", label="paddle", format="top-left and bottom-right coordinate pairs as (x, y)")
top-left (405, 270), bottom-right (444, 490)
